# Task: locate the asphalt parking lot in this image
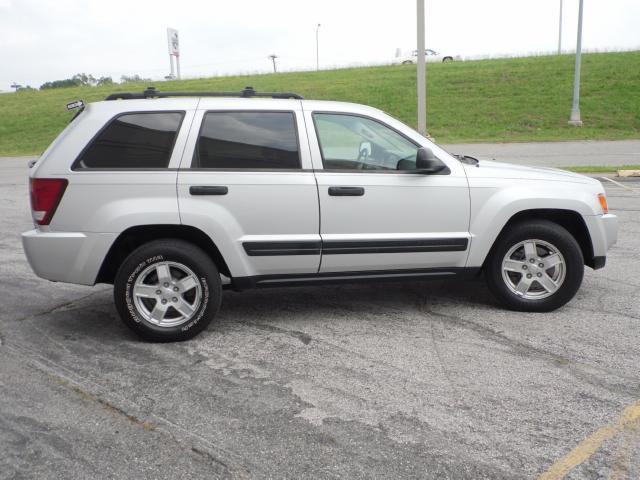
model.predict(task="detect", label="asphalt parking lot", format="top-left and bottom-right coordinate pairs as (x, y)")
top-left (1, 156), bottom-right (639, 479)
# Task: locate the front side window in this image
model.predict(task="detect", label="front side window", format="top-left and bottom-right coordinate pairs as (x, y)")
top-left (194, 111), bottom-right (300, 169)
top-left (75, 112), bottom-right (183, 169)
top-left (313, 113), bottom-right (419, 171)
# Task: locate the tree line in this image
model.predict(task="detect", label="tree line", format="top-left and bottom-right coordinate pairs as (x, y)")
top-left (12, 73), bottom-right (153, 92)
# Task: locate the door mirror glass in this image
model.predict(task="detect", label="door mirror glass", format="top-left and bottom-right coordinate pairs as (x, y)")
top-left (415, 147), bottom-right (447, 174)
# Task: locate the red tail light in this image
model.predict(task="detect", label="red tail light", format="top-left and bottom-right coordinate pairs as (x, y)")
top-left (29, 178), bottom-right (68, 225)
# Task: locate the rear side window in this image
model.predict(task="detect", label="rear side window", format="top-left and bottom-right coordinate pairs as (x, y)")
top-left (74, 112), bottom-right (184, 169)
top-left (194, 111), bottom-right (299, 169)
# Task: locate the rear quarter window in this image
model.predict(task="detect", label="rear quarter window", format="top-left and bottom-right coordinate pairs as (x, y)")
top-left (73, 112), bottom-right (184, 169)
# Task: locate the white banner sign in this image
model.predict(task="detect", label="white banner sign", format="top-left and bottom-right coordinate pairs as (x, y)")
top-left (167, 28), bottom-right (179, 56)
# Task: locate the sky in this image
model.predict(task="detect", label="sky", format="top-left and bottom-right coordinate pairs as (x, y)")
top-left (1, 0), bottom-right (639, 92)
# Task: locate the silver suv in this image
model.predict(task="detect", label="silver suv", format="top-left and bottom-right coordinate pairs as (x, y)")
top-left (23, 87), bottom-right (618, 342)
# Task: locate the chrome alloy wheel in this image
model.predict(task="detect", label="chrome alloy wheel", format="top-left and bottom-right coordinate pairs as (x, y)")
top-left (132, 261), bottom-right (202, 327)
top-left (501, 239), bottom-right (566, 300)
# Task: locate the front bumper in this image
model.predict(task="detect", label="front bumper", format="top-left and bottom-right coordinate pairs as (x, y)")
top-left (22, 229), bottom-right (117, 285)
top-left (584, 213), bottom-right (618, 269)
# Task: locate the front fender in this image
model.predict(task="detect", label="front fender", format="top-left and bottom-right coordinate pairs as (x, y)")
top-left (466, 183), bottom-right (601, 267)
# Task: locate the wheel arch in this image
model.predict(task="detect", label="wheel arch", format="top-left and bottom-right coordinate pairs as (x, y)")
top-left (482, 209), bottom-right (595, 269)
top-left (442, 56), bottom-right (453, 62)
top-left (96, 224), bottom-right (231, 284)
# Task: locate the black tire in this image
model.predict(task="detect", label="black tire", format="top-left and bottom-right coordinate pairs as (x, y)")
top-left (402, 60), bottom-right (413, 65)
top-left (484, 220), bottom-right (584, 312)
top-left (114, 239), bottom-right (222, 342)
top-left (442, 56), bottom-right (453, 62)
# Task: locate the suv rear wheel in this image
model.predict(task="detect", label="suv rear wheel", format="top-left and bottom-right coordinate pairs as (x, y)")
top-left (484, 220), bottom-right (584, 312)
top-left (114, 239), bottom-right (222, 342)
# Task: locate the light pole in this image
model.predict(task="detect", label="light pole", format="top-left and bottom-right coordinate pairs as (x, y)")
top-left (268, 54), bottom-right (278, 73)
top-left (416, 0), bottom-right (427, 135)
top-left (557, 0), bottom-right (563, 55)
top-left (569, 0), bottom-right (584, 126)
top-left (316, 24), bottom-right (321, 71)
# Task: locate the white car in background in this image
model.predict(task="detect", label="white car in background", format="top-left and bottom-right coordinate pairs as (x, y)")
top-left (394, 48), bottom-right (461, 64)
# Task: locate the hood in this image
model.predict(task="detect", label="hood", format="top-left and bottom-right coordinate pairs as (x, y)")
top-left (462, 159), bottom-right (599, 185)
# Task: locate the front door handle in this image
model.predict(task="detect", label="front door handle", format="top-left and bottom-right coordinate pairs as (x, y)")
top-left (328, 186), bottom-right (365, 197)
top-left (189, 185), bottom-right (228, 196)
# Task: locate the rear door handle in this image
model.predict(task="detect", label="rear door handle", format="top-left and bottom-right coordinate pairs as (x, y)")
top-left (189, 186), bottom-right (228, 196)
top-left (328, 186), bottom-right (365, 197)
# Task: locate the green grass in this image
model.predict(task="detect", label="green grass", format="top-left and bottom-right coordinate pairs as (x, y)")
top-left (562, 165), bottom-right (640, 173)
top-left (1, 51), bottom-right (639, 156)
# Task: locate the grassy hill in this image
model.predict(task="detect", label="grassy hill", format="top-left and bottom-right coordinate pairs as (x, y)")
top-left (1, 51), bottom-right (638, 156)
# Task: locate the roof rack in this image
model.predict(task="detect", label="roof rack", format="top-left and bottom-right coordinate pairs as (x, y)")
top-left (104, 86), bottom-right (303, 101)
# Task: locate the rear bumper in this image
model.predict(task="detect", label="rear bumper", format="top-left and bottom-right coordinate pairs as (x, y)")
top-left (22, 229), bottom-right (117, 285)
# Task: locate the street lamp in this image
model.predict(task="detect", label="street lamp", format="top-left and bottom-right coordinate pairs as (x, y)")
top-left (416, 0), bottom-right (427, 135)
top-left (316, 24), bottom-right (321, 71)
top-left (569, 0), bottom-right (584, 126)
top-left (268, 54), bottom-right (278, 73)
top-left (557, 0), bottom-right (563, 55)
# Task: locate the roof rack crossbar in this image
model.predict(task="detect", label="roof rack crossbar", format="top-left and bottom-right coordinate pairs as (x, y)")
top-left (104, 86), bottom-right (303, 101)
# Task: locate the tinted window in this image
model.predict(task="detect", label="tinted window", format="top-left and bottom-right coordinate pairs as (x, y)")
top-left (75, 112), bottom-right (183, 169)
top-left (195, 112), bottom-right (299, 169)
top-left (313, 113), bottom-right (419, 171)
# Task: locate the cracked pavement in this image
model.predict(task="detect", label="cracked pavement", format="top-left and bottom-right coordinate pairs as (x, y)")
top-left (0, 157), bottom-right (639, 479)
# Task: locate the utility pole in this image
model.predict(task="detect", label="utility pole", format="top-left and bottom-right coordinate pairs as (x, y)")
top-left (557, 0), bottom-right (563, 55)
top-left (569, 0), bottom-right (584, 126)
top-left (316, 24), bottom-right (321, 71)
top-left (268, 54), bottom-right (278, 73)
top-left (416, 0), bottom-right (427, 135)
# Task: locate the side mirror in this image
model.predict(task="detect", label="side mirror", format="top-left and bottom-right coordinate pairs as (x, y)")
top-left (415, 147), bottom-right (447, 174)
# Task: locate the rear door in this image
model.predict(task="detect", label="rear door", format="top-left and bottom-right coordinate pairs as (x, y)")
top-left (177, 100), bottom-right (320, 279)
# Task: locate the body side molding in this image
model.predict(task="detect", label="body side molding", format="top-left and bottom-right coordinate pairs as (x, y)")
top-left (242, 238), bottom-right (469, 257)
top-left (230, 267), bottom-right (481, 290)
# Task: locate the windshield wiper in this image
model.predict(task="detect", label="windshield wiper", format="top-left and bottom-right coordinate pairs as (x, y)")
top-left (454, 154), bottom-right (480, 166)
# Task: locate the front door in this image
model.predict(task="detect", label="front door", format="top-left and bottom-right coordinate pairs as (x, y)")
top-left (306, 111), bottom-right (471, 274)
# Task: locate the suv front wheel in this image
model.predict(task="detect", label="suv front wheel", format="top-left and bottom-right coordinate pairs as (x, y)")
top-left (114, 239), bottom-right (222, 342)
top-left (484, 220), bottom-right (584, 312)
